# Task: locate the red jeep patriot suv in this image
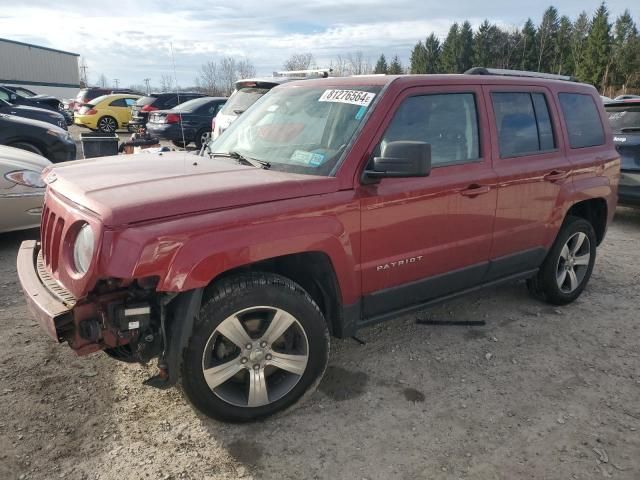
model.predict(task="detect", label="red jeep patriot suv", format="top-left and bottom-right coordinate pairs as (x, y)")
top-left (17, 69), bottom-right (619, 422)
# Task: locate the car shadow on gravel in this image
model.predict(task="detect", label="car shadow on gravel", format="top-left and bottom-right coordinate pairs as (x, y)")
top-left (613, 205), bottom-right (640, 228)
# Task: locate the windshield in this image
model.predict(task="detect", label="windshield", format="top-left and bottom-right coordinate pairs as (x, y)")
top-left (606, 104), bottom-right (640, 133)
top-left (219, 87), bottom-right (270, 115)
top-left (208, 84), bottom-right (380, 176)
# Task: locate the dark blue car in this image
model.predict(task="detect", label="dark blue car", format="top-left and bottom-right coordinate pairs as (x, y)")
top-left (606, 100), bottom-right (640, 206)
top-left (145, 96), bottom-right (226, 149)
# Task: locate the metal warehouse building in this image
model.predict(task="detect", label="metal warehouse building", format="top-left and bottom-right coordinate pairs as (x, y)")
top-left (0, 38), bottom-right (80, 99)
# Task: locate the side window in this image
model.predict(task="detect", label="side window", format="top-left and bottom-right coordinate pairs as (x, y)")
top-left (491, 92), bottom-right (556, 158)
top-left (165, 96), bottom-right (179, 108)
top-left (379, 93), bottom-right (480, 167)
top-left (124, 98), bottom-right (137, 107)
top-left (558, 93), bottom-right (605, 148)
top-left (109, 98), bottom-right (127, 107)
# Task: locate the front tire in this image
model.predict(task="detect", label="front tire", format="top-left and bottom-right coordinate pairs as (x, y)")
top-left (527, 216), bottom-right (596, 305)
top-left (181, 272), bottom-right (330, 422)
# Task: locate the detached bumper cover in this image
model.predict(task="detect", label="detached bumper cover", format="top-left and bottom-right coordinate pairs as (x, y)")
top-left (17, 240), bottom-right (75, 342)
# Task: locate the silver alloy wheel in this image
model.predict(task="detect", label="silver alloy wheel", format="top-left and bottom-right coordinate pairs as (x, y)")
top-left (556, 232), bottom-right (591, 293)
top-left (201, 306), bottom-right (309, 407)
top-left (99, 117), bottom-right (116, 132)
top-left (200, 131), bottom-right (210, 147)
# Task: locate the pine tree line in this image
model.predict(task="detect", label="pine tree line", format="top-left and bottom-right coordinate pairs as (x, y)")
top-left (373, 3), bottom-right (639, 95)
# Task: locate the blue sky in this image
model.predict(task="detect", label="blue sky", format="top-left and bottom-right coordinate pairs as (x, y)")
top-left (0, 0), bottom-right (637, 88)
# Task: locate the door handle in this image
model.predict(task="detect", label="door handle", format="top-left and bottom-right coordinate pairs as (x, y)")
top-left (544, 170), bottom-right (569, 182)
top-left (460, 184), bottom-right (491, 197)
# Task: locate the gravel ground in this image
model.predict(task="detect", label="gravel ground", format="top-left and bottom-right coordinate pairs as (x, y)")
top-left (0, 208), bottom-right (639, 480)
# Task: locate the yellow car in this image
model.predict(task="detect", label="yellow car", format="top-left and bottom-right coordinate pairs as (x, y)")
top-left (74, 94), bottom-right (140, 132)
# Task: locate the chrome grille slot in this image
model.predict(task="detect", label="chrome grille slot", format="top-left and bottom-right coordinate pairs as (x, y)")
top-left (36, 251), bottom-right (76, 308)
top-left (44, 211), bottom-right (56, 267)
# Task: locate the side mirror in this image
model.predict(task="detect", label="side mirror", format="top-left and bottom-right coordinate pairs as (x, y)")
top-left (362, 141), bottom-right (431, 183)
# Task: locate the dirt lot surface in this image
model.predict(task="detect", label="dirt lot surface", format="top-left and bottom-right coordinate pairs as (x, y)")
top-left (1, 208), bottom-right (639, 480)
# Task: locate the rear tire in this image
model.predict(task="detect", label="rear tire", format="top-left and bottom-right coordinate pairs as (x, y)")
top-left (527, 216), bottom-right (596, 305)
top-left (97, 116), bottom-right (118, 133)
top-left (8, 142), bottom-right (44, 157)
top-left (181, 272), bottom-right (329, 422)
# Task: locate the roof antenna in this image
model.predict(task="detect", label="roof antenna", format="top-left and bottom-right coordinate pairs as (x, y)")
top-left (170, 43), bottom-right (188, 152)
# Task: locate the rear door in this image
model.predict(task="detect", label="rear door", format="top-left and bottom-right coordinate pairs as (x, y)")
top-left (359, 84), bottom-right (497, 318)
top-left (484, 85), bottom-right (568, 276)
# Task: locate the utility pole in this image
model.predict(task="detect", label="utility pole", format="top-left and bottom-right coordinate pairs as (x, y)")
top-left (113, 78), bottom-right (119, 89)
top-left (143, 78), bottom-right (150, 94)
top-left (79, 60), bottom-right (89, 87)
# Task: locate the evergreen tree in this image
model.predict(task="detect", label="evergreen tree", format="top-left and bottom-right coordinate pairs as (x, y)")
top-left (581, 3), bottom-right (612, 90)
top-left (410, 41), bottom-right (427, 73)
top-left (374, 54), bottom-right (389, 74)
top-left (440, 23), bottom-right (460, 73)
top-left (424, 33), bottom-right (442, 73)
top-left (537, 6), bottom-right (560, 72)
top-left (571, 12), bottom-right (590, 76)
top-left (554, 16), bottom-right (573, 75)
top-left (612, 10), bottom-right (640, 90)
top-left (459, 21), bottom-right (474, 71)
top-left (520, 19), bottom-right (538, 70)
top-left (473, 20), bottom-right (500, 68)
top-left (388, 55), bottom-right (404, 74)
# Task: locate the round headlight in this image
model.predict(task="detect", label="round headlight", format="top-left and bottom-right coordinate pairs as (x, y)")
top-left (73, 223), bottom-right (94, 274)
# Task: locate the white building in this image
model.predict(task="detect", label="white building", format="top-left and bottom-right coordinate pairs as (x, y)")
top-left (0, 38), bottom-right (80, 99)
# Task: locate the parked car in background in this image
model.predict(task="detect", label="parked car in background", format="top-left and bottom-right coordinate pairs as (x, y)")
top-left (3, 85), bottom-right (38, 97)
top-left (74, 94), bottom-right (141, 133)
top-left (0, 99), bottom-right (67, 130)
top-left (130, 92), bottom-right (206, 131)
top-left (0, 85), bottom-right (63, 112)
top-left (0, 145), bottom-right (50, 233)
top-left (614, 94), bottom-right (640, 101)
top-left (146, 96), bottom-right (227, 149)
top-left (0, 114), bottom-right (76, 162)
top-left (17, 69), bottom-right (619, 422)
top-left (68, 87), bottom-right (143, 112)
top-left (211, 70), bottom-right (330, 140)
top-left (606, 99), bottom-right (640, 206)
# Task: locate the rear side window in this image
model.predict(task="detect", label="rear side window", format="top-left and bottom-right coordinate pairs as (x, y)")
top-left (380, 93), bottom-right (480, 167)
top-left (109, 98), bottom-right (127, 107)
top-left (558, 93), bottom-right (605, 148)
top-left (491, 92), bottom-right (556, 158)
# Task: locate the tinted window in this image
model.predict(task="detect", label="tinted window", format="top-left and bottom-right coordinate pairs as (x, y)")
top-left (605, 103), bottom-right (640, 133)
top-left (109, 98), bottom-right (127, 107)
top-left (136, 95), bottom-right (158, 106)
top-left (492, 92), bottom-right (556, 157)
top-left (124, 98), bottom-right (137, 107)
top-left (173, 97), bottom-right (211, 112)
top-left (380, 93), bottom-right (480, 167)
top-left (558, 93), bottom-right (605, 148)
top-left (532, 93), bottom-right (555, 150)
top-left (219, 88), bottom-right (270, 116)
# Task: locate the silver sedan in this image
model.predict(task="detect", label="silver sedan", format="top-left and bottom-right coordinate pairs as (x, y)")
top-left (0, 145), bottom-right (50, 233)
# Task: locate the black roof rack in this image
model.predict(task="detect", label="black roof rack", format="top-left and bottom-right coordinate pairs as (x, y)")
top-left (465, 67), bottom-right (577, 82)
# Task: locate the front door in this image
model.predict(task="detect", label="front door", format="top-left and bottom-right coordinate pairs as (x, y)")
top-left (359, 85), bottom-right (497, 319)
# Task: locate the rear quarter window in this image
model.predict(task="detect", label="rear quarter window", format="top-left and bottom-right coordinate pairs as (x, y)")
top-left (558, 93), bottom-right (605, 148)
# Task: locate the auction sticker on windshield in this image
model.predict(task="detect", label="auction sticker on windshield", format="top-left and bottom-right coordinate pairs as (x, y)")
top-left (319, 89), bottom-right (376, 107)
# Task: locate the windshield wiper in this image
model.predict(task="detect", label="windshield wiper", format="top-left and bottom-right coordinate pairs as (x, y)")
top-left (210, 151), bottom-right (271, 169)
top-left (620, 127), bottom-right (640, 133)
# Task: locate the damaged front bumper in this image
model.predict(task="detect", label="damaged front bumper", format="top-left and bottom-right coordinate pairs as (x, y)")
top-left (17, 240), bottom-right (74, 342)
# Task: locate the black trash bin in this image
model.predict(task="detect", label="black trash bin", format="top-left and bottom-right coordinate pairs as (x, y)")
top-left (80, 132), bottom-right (119, 159)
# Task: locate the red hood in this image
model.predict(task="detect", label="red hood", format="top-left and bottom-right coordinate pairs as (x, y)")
top-left (45, 151), bottom-right (339, 226)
